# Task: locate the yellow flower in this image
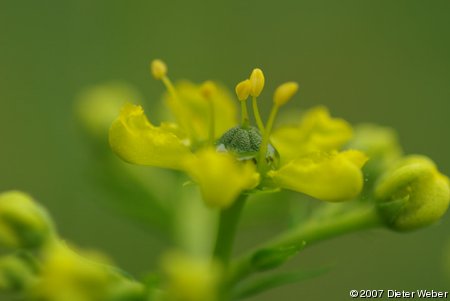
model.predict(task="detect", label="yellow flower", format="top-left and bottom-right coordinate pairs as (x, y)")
top-left (109, 60), bottom-right (367, 207)
top-left (267, 107), bottom-right (367, 202)
top-left (163, 81), bottom-right (237, 143)
top-left (271, 106), bottom-right (353, 164)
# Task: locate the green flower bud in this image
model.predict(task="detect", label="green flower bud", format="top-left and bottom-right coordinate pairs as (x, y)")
top-left (0, 191), bottom-right (55, 250)
top-left (75, 82), bottom-right (142, 141)
top-left (375, 155), bottom-right (450, 231)
top-left (0, 253), bottom-right (38, 292)
top-left (347, 124), bottom-right (403, 179)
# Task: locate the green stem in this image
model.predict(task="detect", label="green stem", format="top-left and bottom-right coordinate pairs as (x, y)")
top-left (213, 195), bottom-right (247, 265)
top-left (258, 104), bottom-right (279, 172)
top-left (252, 96), bottom-right (265, 133)
top-left (240, 100), bottom-right (250, 128)
top-left (228, 205), bottom-right (382, 283)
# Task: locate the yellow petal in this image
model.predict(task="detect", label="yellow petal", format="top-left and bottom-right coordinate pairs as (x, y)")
top-left (164, 81), bottom-right (238, 143)
top-left (271, 106), bottom-right (353, 164)
top-left (184, 148), bottom-right (260, 208)
top-left (268, 150), bottom-right (368, 202)
top-left (109, 103), bottom-right (191, 170)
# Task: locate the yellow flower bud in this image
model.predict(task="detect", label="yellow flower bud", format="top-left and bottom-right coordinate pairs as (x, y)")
top-left (150, 59), bottom-right (167, 79)
top-left (273, 82), bottom-right (299, 107)
top-left (375, 155), bottom-right (450, 231)
top-left (347, 124), bottom-right (403, 178)
top-left (31, 242), bottom-right (113, 301)
top-left (235, 79), bottom-right (251, 101)
top-left (0, 191), bottom-right (55, 250)
top-left (249, 68), bottom-right (265, 97)
top-left (75, 82), bottom-right (142, 140)
top-left (162, 252), bottom-right (221, 301)
top-left (0, 253), bottom-right (37, 292)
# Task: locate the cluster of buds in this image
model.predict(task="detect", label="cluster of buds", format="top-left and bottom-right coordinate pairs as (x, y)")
top-left (0, 191), bottom-right (145, 301)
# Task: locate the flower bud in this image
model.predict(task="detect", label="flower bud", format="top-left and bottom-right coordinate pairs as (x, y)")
top-left (0, 191), bottom-right (55, 250)
top-left (273, 82), bottom-right (299, 107)
top-left (347, 124), bottom-right (403, 179)
top-left (150, 59), bottom-right (167, 79)
top-left (162, 252), bottom-right (221, 301)
top-left (235, 79), bottom-right (251, 101)
top-left (375, 155), bottom-right (450, 231)
top-left (76, 82), bottom-right (142, 140)
top-left (0, 253), bottom-right (38, 292)
top-left (249, 68), bottom-right (265, 97)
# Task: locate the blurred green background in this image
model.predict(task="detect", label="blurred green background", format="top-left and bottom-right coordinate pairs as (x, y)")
top-left (1, 0), bottom-right (449, 299)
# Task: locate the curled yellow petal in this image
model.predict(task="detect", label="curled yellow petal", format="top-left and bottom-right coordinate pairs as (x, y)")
top-left (184, 148), bottom-right (260, 208)
top-left (109, 103), bottom-right (191, 170)
top-left (164, 81), bottom-right (237, 143)
top-left (271, 106), bottom-right (353, 164)
top-left (268, 150), bottom-right (367, 202)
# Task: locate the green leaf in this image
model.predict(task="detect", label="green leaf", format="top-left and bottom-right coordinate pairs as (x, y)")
top-left (232, 266), bottom-right (331, 300)
top-left (250, 242), bottom-right (306, 271)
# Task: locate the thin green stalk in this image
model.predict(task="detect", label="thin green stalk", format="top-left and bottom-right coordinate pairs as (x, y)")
top-left (252, 96), bottom-right (265, 133)
top-left (241, 100), bottom-right (250, 128)
top-left (228, 205), bottom-right (382, 283)
top-left (213, 195), bottom-right (247, 265)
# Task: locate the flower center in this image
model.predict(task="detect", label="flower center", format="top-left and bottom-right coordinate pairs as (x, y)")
top-left (216, 126), bottom-right (280, 170)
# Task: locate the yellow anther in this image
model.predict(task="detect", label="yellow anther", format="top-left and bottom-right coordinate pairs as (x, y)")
top-left (235, 79), bottom-right (251, 101)
top-left (274, 82), bottom-right (299, 107)
top-left (200, 80), bottom-right (217, 100)
top-left (150, 59), bottom-right (167, 80)
top-left (249, 68), bottom-right (265, 97)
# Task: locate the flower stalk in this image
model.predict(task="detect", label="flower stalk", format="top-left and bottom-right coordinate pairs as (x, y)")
top-left (228, 203), bottom-right (382, 284)
top-left (213, 194), bottom-right (247, 266)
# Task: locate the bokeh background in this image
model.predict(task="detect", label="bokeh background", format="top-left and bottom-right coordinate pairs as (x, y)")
top-left (1, 0), bottom-right (449, 299)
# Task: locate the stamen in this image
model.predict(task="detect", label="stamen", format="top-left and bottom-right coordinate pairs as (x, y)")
top-left (150, 59), bottom-right (178, 101)
top-left (258, 82), bottom-right (299, 172)
top-left (150, 59), bottom-right (196, 144)
top-left (274, 82), bottom-right (299, 107)
top-left (258, 104), bottom-right (279, 171)
top-left (249, 68), bottom-right (266, 133)
top-left (252, 96), bottom-right (265, 133)
top-left (150, 59), bottom-right (167, 79)
top-left (235, 80), bottom-right (251, 127)
top-left (201, 81), bottom-right (216, 145)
